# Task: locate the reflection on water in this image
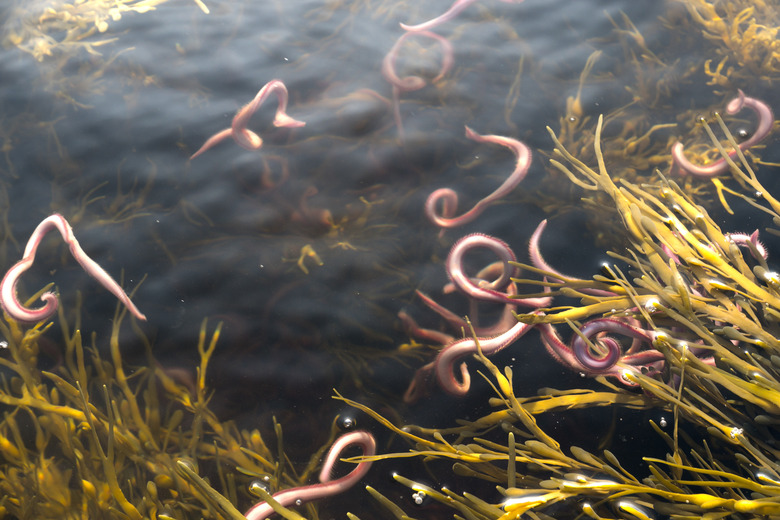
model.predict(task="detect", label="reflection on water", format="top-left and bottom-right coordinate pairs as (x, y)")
top-left (0, 0), bottom-right (779, 518)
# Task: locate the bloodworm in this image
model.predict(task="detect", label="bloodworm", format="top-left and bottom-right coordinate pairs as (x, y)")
top-left (400, 0), bottom-right (525, 32)
top-left (398, 309), bottom-right (455, 346)
top-left (411, 260), bottom-right (521, 341)
top-left (725, 230), bottom-right (768, 260)
top-left (191, 79), bottom-right (305, 159)
top-left (381, 31), bottom-right (453, 139)
top-left (415, 289), bottom-right (474, 332)
top-left (416, 267), bottom-right (519, 335)
top-left (529, 220), bottom-right (616, 297)
top-left (435, 319), bottom-right (536, 396)
top-left (404, 360), bottom-right (436, 403)
top-left (381, 31), bottom-right (453, 92)
top-left (571, 318), bottom-right (656, 372)
top-left (446, 261), bottom-right (522, 335)
top-left (446, 234), bottom-right (551, 308)
top-left (671, 89), bottom-right (774, 177)
top-left (539, 323), bottom-right (664, 385)
top-left (244, 431), bottom-right (376, 520)
top-left (425, 127), bottom-right (531, 229)
top-left (537, 323), bottom-right (583, 371)
top-left (0, 214), bottom-right (146, 323)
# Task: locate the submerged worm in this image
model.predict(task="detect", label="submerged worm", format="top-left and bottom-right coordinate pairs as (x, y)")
top-left (426, 127), bottom-right (532, 229)
top-left (435, 319), bottom-right (536, 396)
top-left (539, 323), bottom-right (665, 386)
top-left (381, 30), bottom-right (453, 92)
top-left (244, 431), bottom-right (375, 520)
top-left (0, 214), bottom-right (146, 323)
top-left (191, 79), bottom-right (305, 159)
top-left (401, 0), bottom-right (525, 32)
top-left (446, 233), bottom-right (551, 308)
top-left (571, 318), bottom-right (655, 372)
top-left (381, 30), bottom-right (453, 138)
top-left (671, 90), bottom-right (774, 177)
top-left (528, 220), bottom-right (616, 297)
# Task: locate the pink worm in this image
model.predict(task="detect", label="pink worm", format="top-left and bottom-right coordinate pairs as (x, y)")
top-left (404, 360), bottom-right (435, 403)
top-left (446, 233), bottom-right (551, 308)
top-left (444, 261), bottom-right (522, 335)
top-left (381, 30), bottom-right (453, 92)
top-left (417, 278), bottom-right (519, 337)
top-left (725, 230), bottom-right (768, 260)
top-left (191, 79), bottom-right (305, 159)
top-left (671, 89), bottom-right (774, 177)
top-left (425, 127), bottom-right (531, 229)
top-left (381, 31), bottom-right (453, 139)
top-left (244, 431), bottom-right (376, 520)
top-left (528, 220), bottom-right (616, 297)
top-left (415, 289), bottom-right (474, 333)
top-left (570, 318), bottom-right (657, 372)
top-left (538, 323), bottom-right (664, 386)
top-left (400, 0), bottom-right (525, 32)
top-left (435, 319), bottom-right (536, 396)
top-left (398, 308), bottom-right (455, 346)
top-left (0, 214), bottom-right (146, 323)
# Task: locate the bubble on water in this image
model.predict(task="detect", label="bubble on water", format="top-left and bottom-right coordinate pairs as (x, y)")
top-left (249, 479), bottom-right (270, 494)
top-left (338, 412), bottom-right (357, 430)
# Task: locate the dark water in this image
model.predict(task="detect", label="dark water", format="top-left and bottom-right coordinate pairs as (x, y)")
top-left (1, 0), bottom-right (778, 517)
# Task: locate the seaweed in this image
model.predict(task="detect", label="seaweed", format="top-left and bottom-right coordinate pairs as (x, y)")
top-left (0, 293), bottom-right (350, 519)
top-left (358, 113), bottom-right (780, 519)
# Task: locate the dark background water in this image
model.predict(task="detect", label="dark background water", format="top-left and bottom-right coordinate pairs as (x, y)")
top-left (1, 0), bottom-right (779, 517)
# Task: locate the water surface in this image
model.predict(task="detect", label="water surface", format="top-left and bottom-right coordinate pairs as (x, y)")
top-left (0, 0), bottom-right (775, 516)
